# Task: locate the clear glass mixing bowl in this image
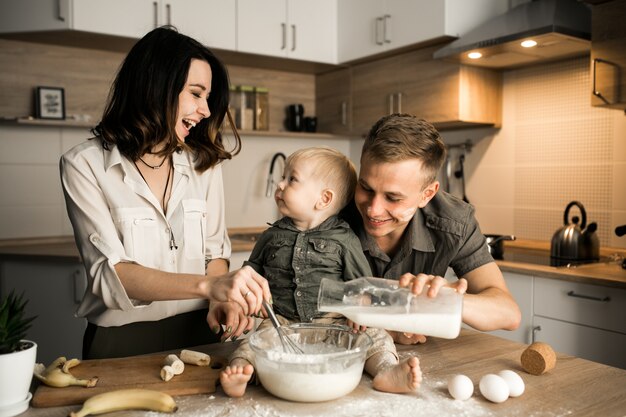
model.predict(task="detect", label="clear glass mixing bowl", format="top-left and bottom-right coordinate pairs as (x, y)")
top-left (249, 323), bottom-right (372, 402)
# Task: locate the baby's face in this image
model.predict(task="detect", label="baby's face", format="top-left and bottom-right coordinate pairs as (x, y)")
top-left (274, 159), bottom-right (326, 222)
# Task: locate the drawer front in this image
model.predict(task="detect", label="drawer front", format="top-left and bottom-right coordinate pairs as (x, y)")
top-left (533, 316), bottom-right (626, 369)
top-left (534, 277), bottom-right (626, 334)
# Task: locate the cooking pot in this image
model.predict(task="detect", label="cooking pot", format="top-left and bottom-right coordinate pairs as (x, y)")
top-left (550, 201), bottom-right (599, 261)
top-left (485, 234), bottom-right (516, 259)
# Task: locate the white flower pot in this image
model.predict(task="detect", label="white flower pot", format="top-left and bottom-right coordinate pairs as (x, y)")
top-left (0, 341), bottom-right (36, 417)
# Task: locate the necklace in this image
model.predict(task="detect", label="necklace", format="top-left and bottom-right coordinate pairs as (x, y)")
top-left (138, 155), bottom-right (167, 170)
top-left (133, 157), bottom-right (177, 250)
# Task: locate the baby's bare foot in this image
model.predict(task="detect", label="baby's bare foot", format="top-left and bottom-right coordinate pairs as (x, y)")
top-left (372, 356), bottom-right (422, 393)
top-left (220, 364), bottom-right (254, 397)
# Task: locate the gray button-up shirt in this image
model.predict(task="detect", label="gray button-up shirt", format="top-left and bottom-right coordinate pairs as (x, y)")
top-left (244, 216), bottom-right (372, 322)
top-left (343, 191), bottom-right (493, 280)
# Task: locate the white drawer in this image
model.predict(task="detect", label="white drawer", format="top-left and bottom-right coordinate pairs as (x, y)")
top-left (533, 316), bottom-right (626, 369)
top-left (534, 277), bottom-right (626, 334)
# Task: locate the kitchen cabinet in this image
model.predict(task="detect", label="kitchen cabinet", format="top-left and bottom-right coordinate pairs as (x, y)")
top-left (316, 67), bottom-right (353, 135)
top-left (0, 0), bottom-right (236, 50)
top-left (237, 0), bottom-right (337, 64)
top-left (532, 277), bottom-right (626, 369)
top-left (337, 0), bottom-right (506, 63)
top-left (590, 0), bottom-right (626, 110)
top-left (0, 259), bottom-right (87, 364)
top-left (343, 46), bottom-right (501, 136)
top-left (489, 272), bottom-right (534, 344)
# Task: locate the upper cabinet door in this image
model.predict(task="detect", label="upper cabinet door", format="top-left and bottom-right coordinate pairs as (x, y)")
top-left (237, 0), bottom-right (288, 58)
top-left (167, 0), bottom-right (236, 51)
top-left (337, 0), bottom-right (385, 63)
top-left (287, 0), bottom-right (337, 63)
top-left (338, 0), bottom-right (507, 64)
top-left (72, 0), bottom-right (158, 39)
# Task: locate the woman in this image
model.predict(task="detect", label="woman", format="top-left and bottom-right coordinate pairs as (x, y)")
top-left (60, 27), bottom-right (270, 359)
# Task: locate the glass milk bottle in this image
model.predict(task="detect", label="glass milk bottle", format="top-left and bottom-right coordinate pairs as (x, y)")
top-left (318, 277), bottom-right (463, 339)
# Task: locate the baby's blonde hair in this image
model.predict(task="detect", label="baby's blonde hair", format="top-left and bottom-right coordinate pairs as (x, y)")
top-left (286, 146), bottom-right (357, 213)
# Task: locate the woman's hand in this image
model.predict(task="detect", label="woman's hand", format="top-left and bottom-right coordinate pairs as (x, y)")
top-left (207, 266), bottom-right (271, 316)
top-left (398, 273), bottom-right (468, 297)
top-left (207, 301), bottom-right (256, 341)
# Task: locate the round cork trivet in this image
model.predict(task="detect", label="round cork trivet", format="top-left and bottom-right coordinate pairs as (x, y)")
top-left (521, 342), bottom-right (556, 375)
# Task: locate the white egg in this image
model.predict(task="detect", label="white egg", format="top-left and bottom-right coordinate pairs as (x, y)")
top-left (479, 374), bottom-right (510, 403)
top-left (447, 374), bottom-right (474, 400)
top-left (498, 370), bottom-right (525, 397)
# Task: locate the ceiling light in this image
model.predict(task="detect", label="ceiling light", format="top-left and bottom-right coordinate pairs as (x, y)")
top-left (521, 40), bottom-right (538, 48)
top-left (467, 52), bottom-right (482, 59)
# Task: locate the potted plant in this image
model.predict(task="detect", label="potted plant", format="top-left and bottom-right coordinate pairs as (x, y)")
top-left (0, 290), bottom-right (37, 416)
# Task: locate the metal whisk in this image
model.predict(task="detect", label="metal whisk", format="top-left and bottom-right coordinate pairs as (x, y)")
top-left (262, 300), bottom-right (304, 354)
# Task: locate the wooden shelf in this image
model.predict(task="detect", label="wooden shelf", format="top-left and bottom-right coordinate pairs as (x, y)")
top-left (0, 118), bottom-right (358, 139)
top-left (0, 117), bottom-right (93, 128)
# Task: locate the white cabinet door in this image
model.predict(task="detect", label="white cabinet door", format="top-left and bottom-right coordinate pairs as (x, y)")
top-left (338, 0), bottom-right (507, 63)
top-left (337, 0), bottom-right (384, 63)
top-left (287, 0), bottom-right (336, 63)
top-left (237, 0), bottom-right (287, 58)
top-left (0, 0), bottom-right (72, 32)
top-left (72, 0), bottom-right (157, 39)
top-left (0, 260), bottom-right (87, 364)
top-left (533, 316), bottom-right (626, 370)
top-left (488, 272), bottom-right (533, 344)
top-left (167, 0), bottom-right (236, 50)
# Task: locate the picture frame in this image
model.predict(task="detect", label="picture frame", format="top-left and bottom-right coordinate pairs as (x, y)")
top-left (35, 86), bottom-right (65, 120)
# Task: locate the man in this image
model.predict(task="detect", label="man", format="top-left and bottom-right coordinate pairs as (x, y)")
top-left (343, 114), bottom-right (520, 344)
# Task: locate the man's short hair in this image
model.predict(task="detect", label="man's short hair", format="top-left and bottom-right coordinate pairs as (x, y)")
top-left (362, 114), bottom-right (447, 188)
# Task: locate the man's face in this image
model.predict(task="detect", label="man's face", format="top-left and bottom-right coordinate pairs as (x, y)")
top-left (355, 157), bottom-right (438, 246)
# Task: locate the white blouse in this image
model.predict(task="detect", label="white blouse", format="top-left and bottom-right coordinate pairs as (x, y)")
top-left (60, 139), bottom-right (231, 326)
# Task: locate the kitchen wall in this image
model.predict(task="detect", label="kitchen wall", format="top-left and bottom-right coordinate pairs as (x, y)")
top-left (1, 39), bottom-right (624, 249)
top-left (438, 56), bottom-right (626, 249)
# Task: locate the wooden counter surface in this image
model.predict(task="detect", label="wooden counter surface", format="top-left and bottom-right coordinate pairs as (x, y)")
top-left (20, 329), bottom-right (626, 417)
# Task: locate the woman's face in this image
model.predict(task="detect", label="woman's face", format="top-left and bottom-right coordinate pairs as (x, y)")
top-left (176, 58), bottom-right (212, 142)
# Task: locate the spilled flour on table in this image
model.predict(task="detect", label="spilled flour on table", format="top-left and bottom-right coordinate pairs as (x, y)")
top-left (172, 352), bottom-right (573, 417)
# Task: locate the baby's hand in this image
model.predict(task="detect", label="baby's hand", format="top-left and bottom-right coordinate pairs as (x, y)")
top-left (389, 330), bottom-right (427, 345)
top-left (346, 319), bottom-right (367, 333)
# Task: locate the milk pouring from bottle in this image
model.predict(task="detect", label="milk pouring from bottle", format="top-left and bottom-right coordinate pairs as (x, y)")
top-left (318, 277), bottom-right (463, 339)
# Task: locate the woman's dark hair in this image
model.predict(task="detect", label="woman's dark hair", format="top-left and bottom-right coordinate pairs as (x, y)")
top-left (92, 26), bottom-right (240, 171)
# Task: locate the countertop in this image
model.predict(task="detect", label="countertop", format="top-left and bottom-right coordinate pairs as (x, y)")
top-left (20, 328), bottom-right (626, 417)
top-left (1, 235), bottom-right (625, 288)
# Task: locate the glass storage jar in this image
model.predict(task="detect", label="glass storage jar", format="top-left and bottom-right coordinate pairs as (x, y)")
top-left (254, 87), bottom-right (269, 131)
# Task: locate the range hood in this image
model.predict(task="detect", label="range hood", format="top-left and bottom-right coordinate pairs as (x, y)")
top-left (433, 0), bottom-right (591, 69)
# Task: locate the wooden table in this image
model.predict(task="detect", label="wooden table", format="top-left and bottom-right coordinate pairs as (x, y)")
top-left (20, 329), bottom-right (626, 417)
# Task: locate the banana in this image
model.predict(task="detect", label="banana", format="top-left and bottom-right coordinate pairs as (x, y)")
top-left (69, 389), bottom-right (178, 417)
top-left (33, 356), bottom-right (98, 388)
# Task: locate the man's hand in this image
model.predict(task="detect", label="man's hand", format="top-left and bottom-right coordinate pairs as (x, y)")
top-left (398, 273), bottom-right (468, 297)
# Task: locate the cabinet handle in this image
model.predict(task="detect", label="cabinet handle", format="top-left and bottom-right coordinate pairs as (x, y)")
top-left (532, 325), bottom-right (542, 343)
top-left (166, 3), bottom-right (171, 26)
top-left (291, 24), bottom-right (296, 51)
top-left (341, 101), bottom-right (347, 125)
top-left (281, 23), bottom-right (286, 50)
top-left (567, 290), bottom-right (610, 302)
top-left (57, 0), bottom-right (67, 21)
top-left (153, 1), bottom-right (159, 28)
top-left (388, 93), bottom-right (394, 115)
top-left (383, 14), bottom-right (391, 43)
top-left (73, 269), bottom-right (86, 304)
top-left (396, 92), bottom-right (402, 113)
top-left (592, 58), bottom-right (618, 105)
top-left (375, 17), bottom-right (384, 45)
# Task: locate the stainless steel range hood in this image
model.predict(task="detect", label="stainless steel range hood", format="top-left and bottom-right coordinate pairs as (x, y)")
top-left (433, 0), bottom-right (591, 69)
